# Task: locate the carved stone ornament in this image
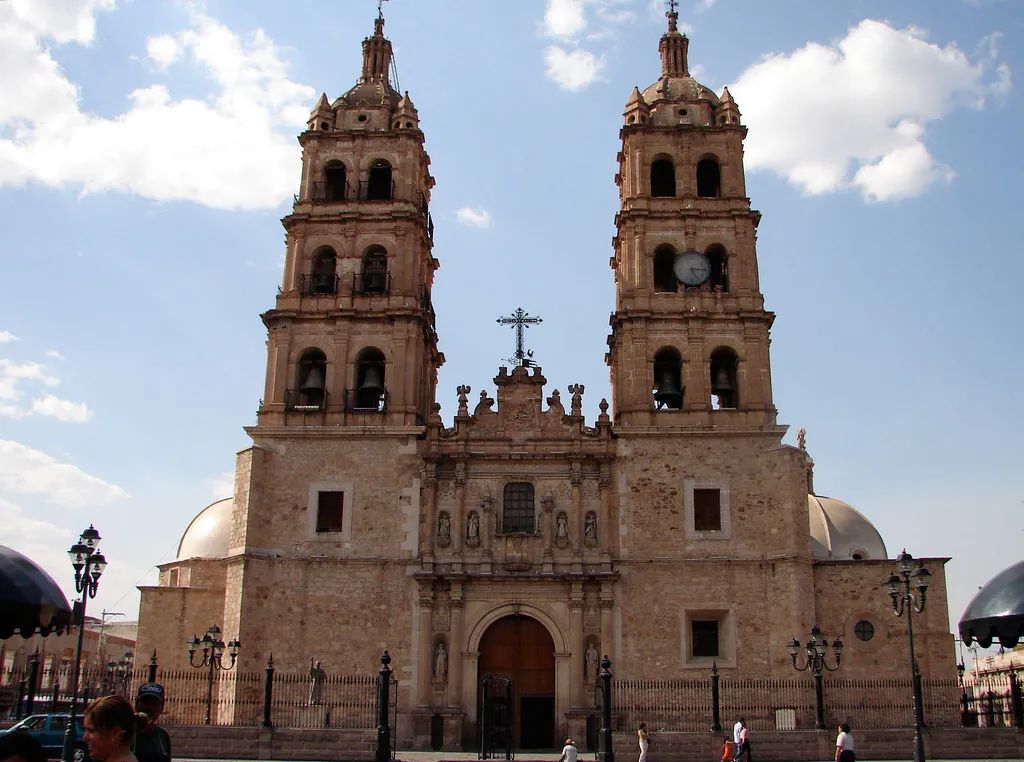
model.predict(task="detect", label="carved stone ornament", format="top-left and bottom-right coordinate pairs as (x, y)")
top-left (584, 606), bottom-right (600, 634)
top-left (433, 601), bottom-right (450, 632)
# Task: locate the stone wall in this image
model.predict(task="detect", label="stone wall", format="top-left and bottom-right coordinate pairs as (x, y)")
top-left (165, 725), bottom-right (375, 760)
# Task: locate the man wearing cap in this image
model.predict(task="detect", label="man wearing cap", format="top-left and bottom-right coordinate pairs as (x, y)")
top-left (133, 683), bottom-right (172, 762)
top-left (557, 738), bottom-right (578, 762)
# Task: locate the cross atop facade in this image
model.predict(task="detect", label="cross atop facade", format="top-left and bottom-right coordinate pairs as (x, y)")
top-left (496, 308), bottom-right (543, 368)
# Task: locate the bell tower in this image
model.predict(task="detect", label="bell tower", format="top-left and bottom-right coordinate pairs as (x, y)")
top-left (607, 7), bottom-right (776, 429)
top-left (258, 13), bottom-right (441, 428)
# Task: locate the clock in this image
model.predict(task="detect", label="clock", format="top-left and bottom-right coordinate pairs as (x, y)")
top-left (673, 250), bottom-right (711, 286)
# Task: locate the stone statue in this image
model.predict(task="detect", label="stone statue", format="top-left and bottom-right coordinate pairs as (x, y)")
top-left (556, 512), bottom-right (569, 543)
top-left (434, 641), bottom-right (448, 681)
top-left (568, 383), bottom-right (585, 416)
top-left (584, 512), bottom-right (597, 542)
top-left (467, 512), bottom-right (480, 542)
top-left (456, 385), bottom-right (471, 416)
top-left (438, 512), bottom-right (451, 542)
top-left (309, 658), bottom-right (327, 705)
top-left (797, 428), bottom-right (807, 451)
top-left (585, 642), bottom-right (599, 684)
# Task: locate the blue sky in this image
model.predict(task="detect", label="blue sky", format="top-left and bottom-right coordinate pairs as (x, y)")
top-left (0, 0), bottom-right (1020, 660)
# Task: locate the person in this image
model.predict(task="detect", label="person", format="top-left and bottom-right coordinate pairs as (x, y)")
top-left (557, 737), bottom-right (578, 762)
top-left (637, 722), bottom-right (649, 762)
top-left (309, 658), bottom-right (327, 705)
top-left (0, 732), bottom-right (46, 762)
top-left (737, 720), bottom-right (751, 762)
top-left (83, 695), bottom-right (144, 762)
top-left (133, 683), bottom-right (171, 762)
top-left (720, 736), bottom-right (736, 762)
top-left (732, 718), bottom-right (744, 759)
top-left (835, 723), bottom-right (855, 762)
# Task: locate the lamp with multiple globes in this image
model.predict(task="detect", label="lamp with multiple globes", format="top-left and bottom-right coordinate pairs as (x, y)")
top-left (787, 625), bottom-right (843, 729)
top-left (186, 625), bottom-right (241, 724)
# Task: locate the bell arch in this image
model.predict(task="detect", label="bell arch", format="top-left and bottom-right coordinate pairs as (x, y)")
top-left (653, 346), bottom-right (684, 411)
top-left (352, 347), bottom-right (386, 411)
top-left (709, 346), bottom-right (739, 409)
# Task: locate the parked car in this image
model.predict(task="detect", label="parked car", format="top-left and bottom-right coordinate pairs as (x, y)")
top-left (1, 714), bottom-right (85, 759)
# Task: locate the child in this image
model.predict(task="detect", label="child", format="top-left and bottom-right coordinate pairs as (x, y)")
top-left (721, 736), bottom-right (736, 762)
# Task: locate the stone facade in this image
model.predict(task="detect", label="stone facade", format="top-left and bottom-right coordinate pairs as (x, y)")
top-left (136, 9), bottom-right (956, 752)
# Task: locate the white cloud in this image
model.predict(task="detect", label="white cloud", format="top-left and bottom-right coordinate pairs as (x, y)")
top-left (455, 207), bottom-right (493, 229)
top-left (731, 20), bottom-right (1011, 201)
top-left (30, 394), bottom-right (93, 423)
top-left (0, 439), bottom-right (129, 508)
top-left (545, 46), bottom-right (605, 91)
top-left (45, 350), bottom-right (64, 359)
top-left (0, 331), bottom-right (19, 344)
top-left (204, 470), bottom-right (235, 500)
top-left (696, 0), bottom-right (719, 9)
top-left (543, 0), bottom-right (586, 38)
top-left (0, 3), bottom-right (316, 210)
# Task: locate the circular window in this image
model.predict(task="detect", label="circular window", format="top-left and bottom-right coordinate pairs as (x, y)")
top-left (854, 620), bottom-right (875, 642)
top-left (405, 122), bottom-right (413, 128)
top-left (679, 108), bottom-right (688, 116)
top-left (627, 115), bottom-right (635, 124)
top-left (357, 114), bottom-right (368, 122)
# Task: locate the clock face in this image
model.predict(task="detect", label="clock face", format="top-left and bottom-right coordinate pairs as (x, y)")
top-left (673, 250), bottom-right (711, 286)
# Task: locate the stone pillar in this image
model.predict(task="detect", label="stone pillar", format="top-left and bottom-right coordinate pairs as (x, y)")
top-left (452, 463), bottom-right (466, 572)
top-left (686, 329), bottom-right (706, 411)
top-left (417, 587), bottom-right (434, 708)
top-left (422, 466), bottom-right (438, 562)
top-left (449, 583), bottom-right (464, 707)
top-left (599, 584), bottom-right (615, 662)
top-left (570, 586), bottom-right (584, 708)
top-left (599, 463), bottom-right (612, 558)
top-left (480, 496), bottom-right (495, 574)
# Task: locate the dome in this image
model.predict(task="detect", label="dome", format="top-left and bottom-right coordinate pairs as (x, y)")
top-left (807, 494), bottom-right (887, 561)
top-left (959, 559), bottom-right (1024, 648)
top-left (340, 79), bottom-right (400, 110)
top-left (640, 75), bottom-right (720, 107)
top-left (0, 545), bottom-right (73, 639)
top-left (176, 497), bottom-right (233, 561)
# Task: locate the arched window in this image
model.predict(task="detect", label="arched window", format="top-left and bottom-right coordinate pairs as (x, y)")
top-left (653, 245), bottom-right (678, 293)
top-left (653, 348), bottom-right (683, 411)
top-left (706, 244), bottom-right (728, 293)
top-left (321, 161), bottom-right (347, 202)
top-left (651, 158), bottom-right (676, 197)
top-left (360, 247), bottom-right (389, 294)
top-left (502, 482), bottom-right (535, 534)
top-left (292, 349), bottom-right (327, 411)
top-left (365, 159), bottom-right (393, 201)
top-left (697, 158), bottom-right (721, 198)
top-left (353, 348), bottom-right (386, 411)
top-left (710, 347), bottom-right (739, 409)
top-left (309, 247), bottom-right (337, 295)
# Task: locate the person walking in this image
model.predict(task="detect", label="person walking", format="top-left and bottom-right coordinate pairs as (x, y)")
top-left (133, 683), bottom-right (171, 762)
top-left (732, 718), bottom-right (745, 760)
top-left (637, 722), bottom-right (649, 762)
top-left (835, 723), bottom-right (855, 762)
top-left (557, 737), bottom-right (578, 762)
top-left (737, 719), bottom-right (751, 762)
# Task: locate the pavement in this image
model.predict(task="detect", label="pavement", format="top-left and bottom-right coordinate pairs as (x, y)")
top-left (180, 756), bottom-right (1024, 762)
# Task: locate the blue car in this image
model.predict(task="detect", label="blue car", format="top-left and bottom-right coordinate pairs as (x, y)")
top-left (2, 714), bottom-right (85, 759)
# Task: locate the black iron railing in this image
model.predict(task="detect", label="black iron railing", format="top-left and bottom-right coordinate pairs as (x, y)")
top-left (301, 273), bottom-right (340, 296)
top-left (358, 179), bottom-right (397, 202)
top-left (345, 388), bottom-right (388, 413)
top-left (352, 271), bottom-right (391, 296)
top-left (310, 180), bottom-right (351, 203)
top-left (284, 389), bottom-right (328, 413)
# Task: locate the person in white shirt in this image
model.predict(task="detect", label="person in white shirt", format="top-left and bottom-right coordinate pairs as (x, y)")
top-left (732, 718), bottom-right (745, 760)
top-left (558, 738), bottom-right (578, 762)
top-left (835, 723), bottom-right (855, 762)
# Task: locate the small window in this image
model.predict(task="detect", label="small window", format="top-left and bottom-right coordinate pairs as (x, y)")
top-left (653, 245), bottom-right (677, 292)
top-left (854, 621), bottom-right (875, 642)
top-left (357, 114), bottom-right (368, 123)
top-left (168, 568), bottom-right (179, 587)
top-left (691, 620), bottom-right (719, 658)
top-left (502, 482), bottom-right (535, 534)
top-left (693, 489), bottom-right (722, 531)
top-left (316, 491), bottom-right (345, 533)
top-left (678, 109), bottom-right (688, 116)
top-left (696, 158), bottom-right (721, 198)
top-left (651, 158), bottom-right (676, 197)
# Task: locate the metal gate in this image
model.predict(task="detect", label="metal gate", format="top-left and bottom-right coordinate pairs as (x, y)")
top-left (478, 674), bottom-right (514, 760)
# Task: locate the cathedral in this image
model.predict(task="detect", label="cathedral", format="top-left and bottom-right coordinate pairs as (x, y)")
top-left (137, 8), bottom-right (955, 751)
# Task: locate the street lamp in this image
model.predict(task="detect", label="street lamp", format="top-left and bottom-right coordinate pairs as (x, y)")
top-left (886, 549), bottom-right (931, 762)
top-left (61, 525), bottom-right (107, 762)
top-left (106, 651), bottom-right (133, 696)
top-left (186, 625), bottom-right (241, 724)
top-left (788, 625), bottom-right (843, 729)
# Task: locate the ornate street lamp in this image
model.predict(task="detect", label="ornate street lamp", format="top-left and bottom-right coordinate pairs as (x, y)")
top-left (187, 625), bottom-right (241, 724)
top-left (61, 526), bottom-right (107, 762)
top-left (886, 549), bottom-right (931, 762)
top-left (788, 625), bottom-right (843, 729)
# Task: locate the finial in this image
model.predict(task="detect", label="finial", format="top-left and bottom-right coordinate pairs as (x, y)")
top-left (666, 0), bottom-right (679, 32)
top-left (797, 428), bottom-right (807, 451)
top-left (377, 0), bottom-right (389, 20)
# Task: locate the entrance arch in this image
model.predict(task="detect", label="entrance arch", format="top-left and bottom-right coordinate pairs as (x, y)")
top-left (478, 615), bottom-right (556, 749)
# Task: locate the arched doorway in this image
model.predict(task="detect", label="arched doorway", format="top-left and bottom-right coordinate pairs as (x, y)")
top-left (478, 615), bottom-right (556, 749)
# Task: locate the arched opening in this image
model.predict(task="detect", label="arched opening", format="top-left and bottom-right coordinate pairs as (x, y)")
top-left (696, 158), bottom-right (721, 198)
top-left (478, 615), bottom-right (555, 750)
top-left (321, 161), bottom-right (347, 202)
top-left (653, 347), bottom-right (683, 410)
top-left (501, 482), bottom-right (535, 534)
top-left (291, 349), bottom-right (327, 411)
top-left (710, 347), bottom-right (739, 409)
top-left (309, 247), bottom-right (337, 295)
top-left (650, 158), bottom-right (676, 197)
top-left (653, 245), bottom-right (678, 293)
top-left (365, 159), bottom-right (393, 201)
top-left (359, 247), bottom-right (389, 294)
top-left (706, 244), bottom-right (729, 293)
top-left (353, 348), bottom-right (386, 411)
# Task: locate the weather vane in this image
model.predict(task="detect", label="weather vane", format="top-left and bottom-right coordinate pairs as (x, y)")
top-left (378, 0), bottom-right (389, 19)
top-left (496, 308), bottom-right (543, 368)
top-left (666, 0), bottom-right (679, 30)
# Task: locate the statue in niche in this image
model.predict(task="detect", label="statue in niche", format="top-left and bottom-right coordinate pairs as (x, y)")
top-left (437, 512), bottom-right (451, 546)
top-left (584, 641), bottom-right (599, 684)
top-left (433, 640), bottom-right (448, 682)
top-left (466, 512), bottom-right (480, 545)
top-left (556, 512), bottom-right (569, 547)
top-left (584, 512), bottom-right (597, 544)
top-left (308, 658), bottom-right (327, 705)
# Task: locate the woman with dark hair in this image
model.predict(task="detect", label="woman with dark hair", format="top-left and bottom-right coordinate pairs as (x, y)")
top-left (83, 695), bottom-right (144, 762)
top-left (835, 723), bottom-right (855, 762)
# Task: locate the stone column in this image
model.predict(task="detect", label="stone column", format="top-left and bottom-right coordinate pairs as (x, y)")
top-left (599, 583), bottom-right (615, 663)
top-left (417, 587), bottom-right (435, 708)
top-left (480, 496), bottom-right (495, 574)
top-left (570, 586), bottom-right (585, 708)
top-left (686, 329), bottom-right (706, 411)
top-left (422, 466), bottom-right (438, 564)
top-left (452, 463), bottom-right (466, 572)
top-left (449, 583), bottom-right (464, 707)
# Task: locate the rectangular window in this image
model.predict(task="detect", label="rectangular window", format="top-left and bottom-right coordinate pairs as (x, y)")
top-left (693, 489), bottom-right (722, 532)
top-left (691, 620), bottom-right (720, 658)
top-left (501, 482), bottom-right (535, 533)
top-left (316, 491), bottom-right (345, 533)
top-left (168, 568), bottom-right (179, 587)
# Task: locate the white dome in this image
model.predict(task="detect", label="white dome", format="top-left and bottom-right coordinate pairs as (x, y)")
top-left (176, 498), bottom-right (233, 561)
top-left (808, 494), bottom-right (887, 561)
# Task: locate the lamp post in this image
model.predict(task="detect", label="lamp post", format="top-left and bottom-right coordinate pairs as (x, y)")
top-left (186, 625), bottom-right (241, 725)
top-left (886, 549), bottom-right (931, 762)
top-left (61, 525), bottom-right (107, 762)
top-left (787, 625), bottom-right (843, 729)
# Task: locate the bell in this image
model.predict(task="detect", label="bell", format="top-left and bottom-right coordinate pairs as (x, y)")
top-left (359, 366), bottom-right (385, 395)
top-left (653, 369), bottom-right (682, 410)
top-left (301, 366), bottom-right (325, 392)
top-left (711, 367), bottom-right (734, 395)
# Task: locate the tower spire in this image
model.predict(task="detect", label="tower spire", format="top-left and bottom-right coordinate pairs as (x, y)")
top-left (659, 0), bottom-right (689, 77)
top-left (362, 11), bottom-right (393, 82)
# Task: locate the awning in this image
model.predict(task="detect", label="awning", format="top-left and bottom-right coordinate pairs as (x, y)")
top-left (959, 559), bottom-right (1024, 649)
top-left (0, 545), bottom-right (73, 639)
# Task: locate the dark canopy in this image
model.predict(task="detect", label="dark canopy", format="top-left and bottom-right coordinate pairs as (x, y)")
top-left (959, 559), bottom-right (1024, 649)
top-left (0, 545), bottom-right (73, 640)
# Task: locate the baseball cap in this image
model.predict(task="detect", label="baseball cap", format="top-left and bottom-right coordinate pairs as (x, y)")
top-left (137, 682), bottom-right (165, 701)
